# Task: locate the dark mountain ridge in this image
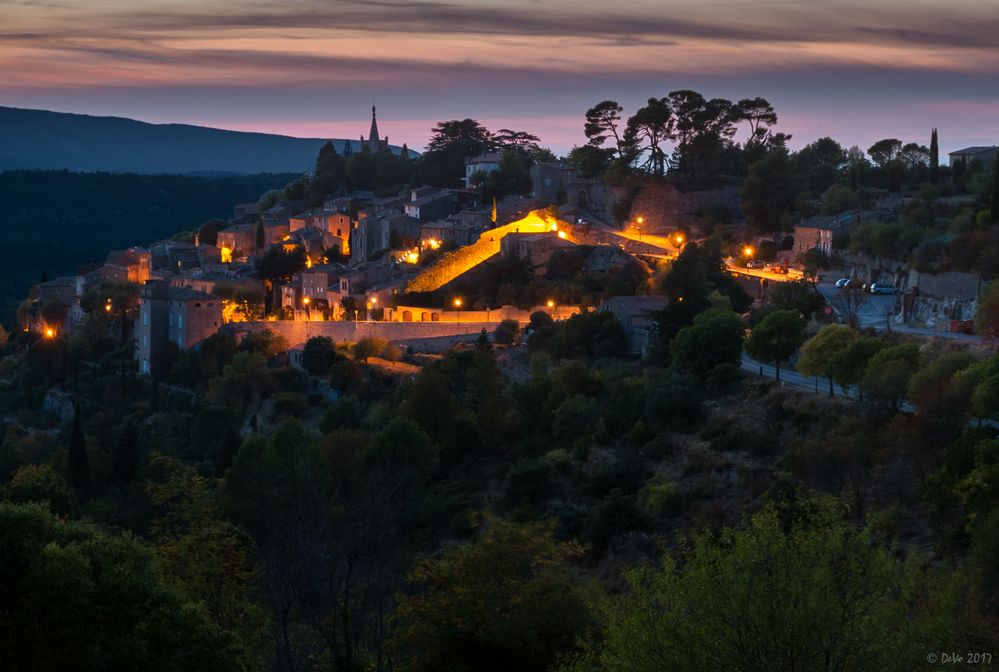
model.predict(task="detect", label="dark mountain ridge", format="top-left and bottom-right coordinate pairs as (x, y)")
top-left (0, 107), bottom-right (406, 174)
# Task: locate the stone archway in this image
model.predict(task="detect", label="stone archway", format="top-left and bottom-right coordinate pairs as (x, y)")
top-left (402, 310), bottom-right (413, 322)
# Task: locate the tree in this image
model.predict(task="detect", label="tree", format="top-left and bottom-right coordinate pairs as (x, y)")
top-left (575, 506), bottom-right (968, 672)
top-left (667, 90), bottom-right (735, 178)
top-left (109, 418), bottom-right (140, 487)
top-left (0, 501), bottom-right (254, 671)
top-left (623, 97), bottom-right (673, 176)
top-left (301, 335), bottom-right (338, 376)
top-left (255, 221), bottom-right (265, 251)
top-left (391, 519), bottom-right (594, 672)
top-left (217, 425), bottom-right (241, 477)
top-left (976, 280), bottom-right (999, 341)
top-left (584, 100), bottom-right (625, 156)
top-left (426, 118), bottom-right (493, 156)
top-left (829, 335), bottom-right (883, 398)
top-left (742, 149), bottom-right (793, 233)
top-left (3, 464), bottom-right (73, 515)
top-left (867, 138), bottom-right (902, 190)
top-left (797, 324), bottom-right (856, 395)
top-left (669, 308), bottom-right (744, 378)
top-left (353, 336), bottom-right (387, 363)
top-left (199, 219), bottom-right (226, 247)
top-left (832, 284), bottom-right (871, 329)
top-left (733, 96), bottom-right (778, 146)
top-left (929, 128), bottom-right (940, 182)
top-left (768, 279), bottom-right (826, 318)
top-left (494, 318), bottom-right (521, 346)
top-left (744, 309), bottom-right (806, 382)
top-left (992, 155), bottom-right (999, 224)
top-left (66, 403), bottom-right (89, 493)
top-left (861, 342), bottom-right (920, 417)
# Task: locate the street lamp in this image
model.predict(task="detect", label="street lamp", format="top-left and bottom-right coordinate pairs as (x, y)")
top-left (547, 299), bottom-right (555, 318)
top-left (743, 245), bottom-right (754, 258)
top-left (674, 233), bottom-right (685, 247)
top-left (302, 296), bottom-right (311, 321)
top-left (635, 216), bottom-right (644, 241)
top-left (453, 297), bottom-right (462, 324)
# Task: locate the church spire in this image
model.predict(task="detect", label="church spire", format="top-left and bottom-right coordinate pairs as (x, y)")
top-left (368, 105), bottom-right (382, 152)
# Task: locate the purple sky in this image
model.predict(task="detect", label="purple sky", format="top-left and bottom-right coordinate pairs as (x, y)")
top-left (2, 0), bottom-right (998, 155)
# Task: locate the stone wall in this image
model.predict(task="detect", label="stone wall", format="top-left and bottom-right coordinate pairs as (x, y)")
top-left (907, 270), bottom-right (981, 301)
top-left (225, 319), bottom-right (529, 349)
top-left (628, 182), bottom-right (741, 234)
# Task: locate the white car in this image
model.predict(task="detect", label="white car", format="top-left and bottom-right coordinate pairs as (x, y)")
top-left (835, 278), bottom-right (852, 288)
top-left (870, 283), bottom-right (900, 295)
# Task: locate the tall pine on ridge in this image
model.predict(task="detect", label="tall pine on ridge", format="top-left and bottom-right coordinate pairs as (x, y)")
top-left (929, 127), bottom-right (939, 182)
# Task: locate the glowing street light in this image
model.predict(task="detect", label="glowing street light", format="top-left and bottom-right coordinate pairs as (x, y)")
top-left (743, 245), bottom-right (754, 258)
top-left (453, 297), bottom-right (462, 324)
top-left (302, 296), bottom-right (311, 321)
top-left (43, 327), bottom-right (55, 339)
top-left (674, 233), bottom-right (685, 247)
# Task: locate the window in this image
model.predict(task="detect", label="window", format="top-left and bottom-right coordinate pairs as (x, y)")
top-left (178, 314), bottom-right (183, 328)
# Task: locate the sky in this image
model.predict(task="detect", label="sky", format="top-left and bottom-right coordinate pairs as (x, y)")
top-left (1, 0), bottom-right (998, 155)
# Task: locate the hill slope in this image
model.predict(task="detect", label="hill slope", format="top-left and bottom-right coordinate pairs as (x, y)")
top-left (0, 107), bottom-right (406, 175)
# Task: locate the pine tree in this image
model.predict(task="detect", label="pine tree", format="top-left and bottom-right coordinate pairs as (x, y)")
top-left (109, 418), bottom-right (140, 487)
top-left (217, 425), bottom-right (241, 477)
top-left (256, 221), bottom-right (265, 251)
top-left (929, 128), bottom-right (939, 183)
top-left (66, 404), bottom-right (90, 492)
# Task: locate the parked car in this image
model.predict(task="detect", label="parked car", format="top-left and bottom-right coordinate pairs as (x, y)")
top-left (870, 283), bottom-right (900, 295)
top-left (746, 259), bottom-right (767, 269)
top-left (835, 278), bottom-right (852, 288)
top-left (769, 264), bottom-right (788, 274)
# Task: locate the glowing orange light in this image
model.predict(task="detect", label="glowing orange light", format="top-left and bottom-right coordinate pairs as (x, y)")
top-left (674, 234), bottom-right (685, 246)
top-left (636, 216), bottom-right (644, 225)
top-left (220, 246), bottom-right (233, 263)
top-left (743, 246), bottom-right (754, 257)
top-left (426, 238), bottom-right (441, 250)
top-left (43, 327), bottom-right (55, 339)
top-left (306, 256), bottom-right (313, 268)
top-left (557, 230), bottom-right (568, 239)
top-left (453, 298), bottom-right (463, 308)
top-left (302, 297), bottom-right (311, 305)
top-left (403, 250), bottom-right (420, 264)
top-left (547, 299), bottom-right (554, 308)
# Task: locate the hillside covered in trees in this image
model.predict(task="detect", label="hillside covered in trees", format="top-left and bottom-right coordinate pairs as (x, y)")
top-left (0, 170), bottom-right (297, 324)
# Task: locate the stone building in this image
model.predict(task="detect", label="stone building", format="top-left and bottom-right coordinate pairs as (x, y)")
top-left (136, 280), bottom-right (222, 375)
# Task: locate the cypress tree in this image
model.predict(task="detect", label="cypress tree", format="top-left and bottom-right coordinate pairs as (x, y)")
top-left (40, 270), bottom-right (48, 283)
top-left (992, 155), bottom-right (999, 224)
top-left (929, 128), bottom-right (939, 183)
top-left (256, 221), bottom-right (266, 251)
top-left (66, 404), bottom-right (90, 492)
top-left (217, 425), bottom-right (240, 477)
top-left (109, 418), bottom-right (140, 487)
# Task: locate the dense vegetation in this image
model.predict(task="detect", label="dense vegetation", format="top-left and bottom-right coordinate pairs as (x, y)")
top-left (0, 170), bottom-right (297, 324)
top-left (2, 235), bottom-right (998, 669)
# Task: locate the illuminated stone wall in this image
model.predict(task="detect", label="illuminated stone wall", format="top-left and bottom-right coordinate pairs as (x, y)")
top-left (406, 210), bottom-right (563, 292)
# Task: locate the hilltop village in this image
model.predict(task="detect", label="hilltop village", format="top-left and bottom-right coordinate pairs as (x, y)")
top-left (4, 96), bottom-right (999, 670)
top-left (17, 105), bottom-right (999, 379)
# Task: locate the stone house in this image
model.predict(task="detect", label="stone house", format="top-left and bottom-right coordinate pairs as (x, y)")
top-left (136, 281), bottom-right (222, 375)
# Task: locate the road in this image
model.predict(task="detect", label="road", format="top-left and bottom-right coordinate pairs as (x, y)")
top-left (725, 258), bottom-right (804, 282)
top-left (740, 353), bottom-right (856, 399)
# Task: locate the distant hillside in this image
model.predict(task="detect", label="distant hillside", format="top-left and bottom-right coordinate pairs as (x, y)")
top-left (0, 107), bottom-right (407, 175)
top-left (0, 170), bottom-right (297, 326)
